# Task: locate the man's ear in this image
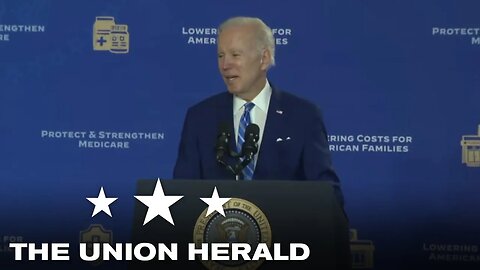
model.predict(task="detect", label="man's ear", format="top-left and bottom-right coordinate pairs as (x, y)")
top-left (260, 49), bottom-right (271, 70)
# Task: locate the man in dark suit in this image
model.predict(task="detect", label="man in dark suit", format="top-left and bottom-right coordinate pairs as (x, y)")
top-left (172, 17), bottom-right (351, 269)
top-left (173, 16), bottom-right (343, 206)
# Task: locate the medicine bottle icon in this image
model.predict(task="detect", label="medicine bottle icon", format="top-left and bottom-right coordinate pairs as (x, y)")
top-left (93, 16), bottom-right (115, 51)
top-left (110, 24), bottom-right (129, 54)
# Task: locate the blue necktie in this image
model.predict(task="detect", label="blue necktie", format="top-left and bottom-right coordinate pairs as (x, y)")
top-left (237, 102), bottom-right (255, 180)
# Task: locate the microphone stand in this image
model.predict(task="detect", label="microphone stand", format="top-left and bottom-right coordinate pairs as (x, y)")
top-left (216, 157), bottom-right (237, 177)
top-left (215, 123), bottom-right (259, 180)
top-left (216, 148), bottom-right (252, 180)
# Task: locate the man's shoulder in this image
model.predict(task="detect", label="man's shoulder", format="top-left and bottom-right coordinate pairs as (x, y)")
top-left (273, 87), bottom-right (320, 113)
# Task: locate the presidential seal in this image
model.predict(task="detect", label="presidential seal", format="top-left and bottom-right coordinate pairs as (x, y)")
top-left (193, 198), bottom-right (272, 270)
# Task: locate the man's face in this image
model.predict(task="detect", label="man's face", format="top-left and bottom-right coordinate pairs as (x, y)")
top-left (217, 25), bottom-right (267, 100)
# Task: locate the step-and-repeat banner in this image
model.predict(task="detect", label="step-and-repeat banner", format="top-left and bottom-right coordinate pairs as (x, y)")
top-left (1, 1), bottom-right (479, 269)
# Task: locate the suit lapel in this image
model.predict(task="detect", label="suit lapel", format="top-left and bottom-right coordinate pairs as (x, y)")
top-left (254, 87), bottom-right (283, 179)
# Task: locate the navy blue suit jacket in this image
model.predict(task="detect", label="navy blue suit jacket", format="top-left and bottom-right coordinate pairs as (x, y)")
top-left (173, 86), bottom-right (343, 205)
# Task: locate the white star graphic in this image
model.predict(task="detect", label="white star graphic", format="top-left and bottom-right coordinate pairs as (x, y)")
top-left (134, 179), bottom-right (183, 226)
top-left (200, 186), bottom-right (231, 217)
top-left (86, 187), bottom-right (118, 217)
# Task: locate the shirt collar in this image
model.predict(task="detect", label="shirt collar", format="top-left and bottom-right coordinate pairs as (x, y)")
top-left (233, 80), bottom-right (272, 115)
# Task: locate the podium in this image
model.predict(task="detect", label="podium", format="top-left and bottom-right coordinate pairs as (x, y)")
top-left (130, 180), bottom-right (351, 269)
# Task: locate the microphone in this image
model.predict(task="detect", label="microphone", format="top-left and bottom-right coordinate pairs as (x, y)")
top-left (234, 123), bottom-right (260, 177)
top-left (215, 122), bottom-right (231, 162)
top-left (241, 123), bottom-right (260, 160)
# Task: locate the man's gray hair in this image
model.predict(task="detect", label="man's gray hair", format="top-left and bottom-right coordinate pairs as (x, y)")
top-left (218, 17), bottom-right (276, 67)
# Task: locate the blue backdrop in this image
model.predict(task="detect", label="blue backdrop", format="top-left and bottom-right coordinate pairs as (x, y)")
top-left (1, 1), bottom-right (479, 269)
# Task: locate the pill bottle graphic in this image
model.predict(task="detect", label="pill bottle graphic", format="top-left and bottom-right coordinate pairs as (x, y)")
top-left (110, 24), bottom-right (129, 54)
top-left (93, 16), bottom-right (115, 51)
